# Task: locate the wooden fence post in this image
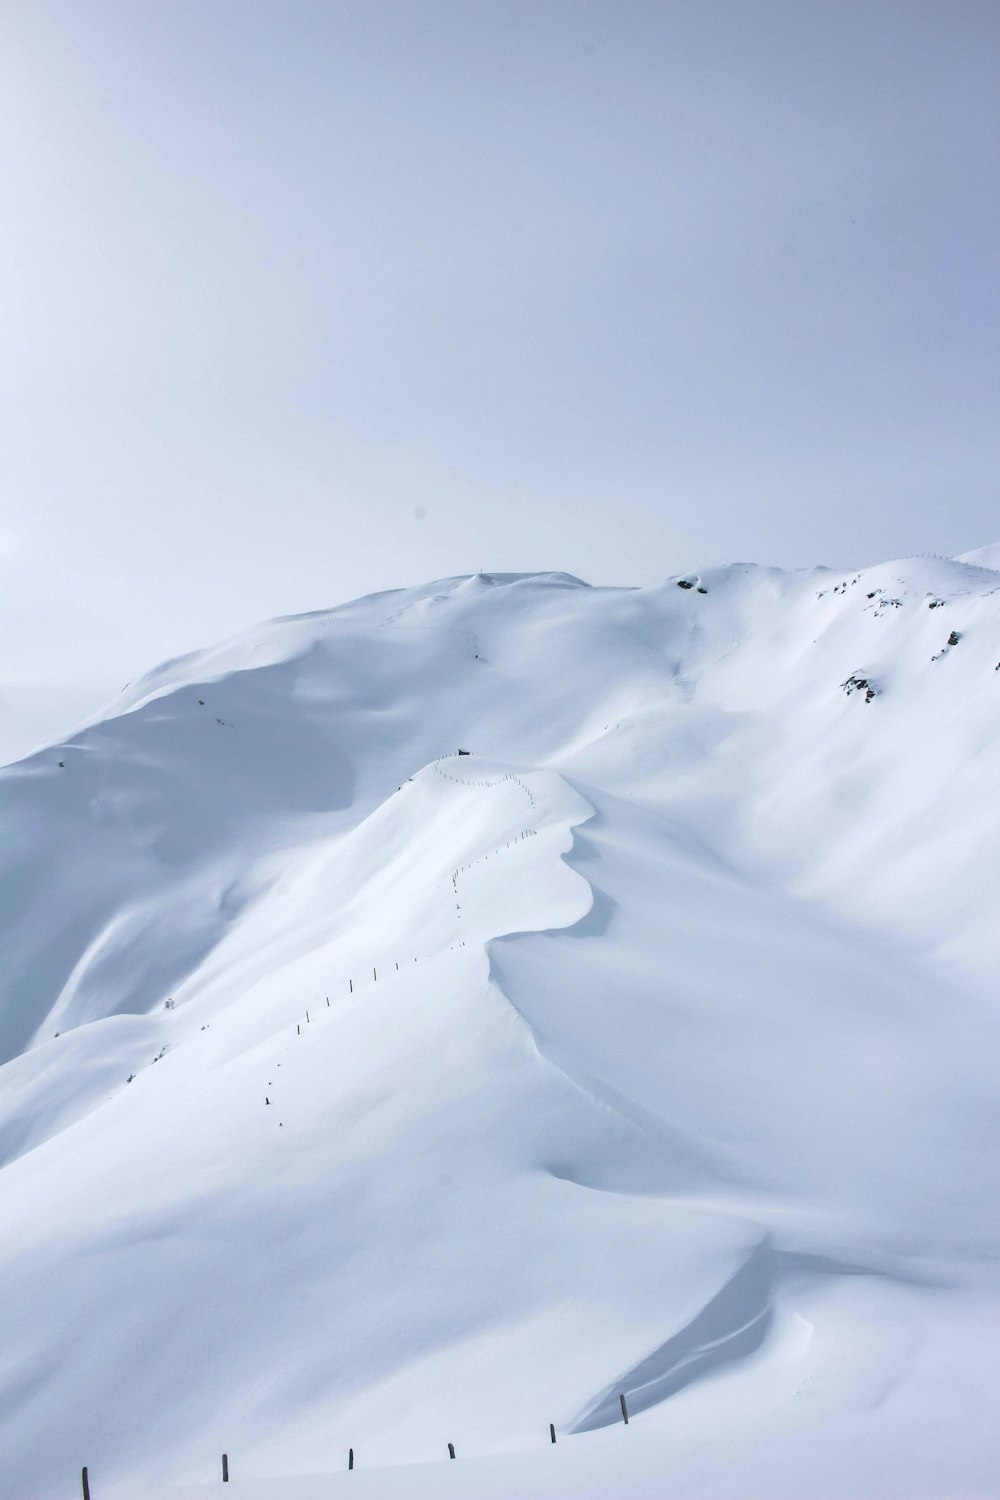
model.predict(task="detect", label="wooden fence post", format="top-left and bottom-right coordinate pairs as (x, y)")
top-left (81, 1466), bottom-right (91, 1500)
top-left (447, 1442), bottom-right (456, 1459)
top-left (222, 1452), bottom-right (229, 1482)
top-left (620, 1392), bottom-right (629, 1425)
top-left (550, 1422), bottom-right (556, 1444)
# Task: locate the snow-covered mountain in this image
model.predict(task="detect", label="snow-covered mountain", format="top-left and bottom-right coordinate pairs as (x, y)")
top-left (2, 553), bottom-right (1000, 1500)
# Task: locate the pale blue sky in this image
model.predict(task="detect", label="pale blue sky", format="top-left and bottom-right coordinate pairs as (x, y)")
top-left (2, 0), bottom-right (998, 761)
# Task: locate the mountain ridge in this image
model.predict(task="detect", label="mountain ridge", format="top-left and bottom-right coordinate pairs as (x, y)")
top-left (2, 551), bottom-right (999, 1498)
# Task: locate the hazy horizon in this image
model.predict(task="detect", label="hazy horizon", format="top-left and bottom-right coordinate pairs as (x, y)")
top-left (2, 0), bottom-right (998, 762)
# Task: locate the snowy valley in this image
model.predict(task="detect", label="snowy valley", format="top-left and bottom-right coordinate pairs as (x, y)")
top-left (2, 549), bottom-right (1000, 1499)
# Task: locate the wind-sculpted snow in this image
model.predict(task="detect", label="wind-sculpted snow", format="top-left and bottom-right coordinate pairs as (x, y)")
top-left (1, 557), bottom-right (1000, 1499)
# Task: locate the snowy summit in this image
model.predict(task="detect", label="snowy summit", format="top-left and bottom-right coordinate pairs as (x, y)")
top-left (2, 552), bottom-right (1000, 1500)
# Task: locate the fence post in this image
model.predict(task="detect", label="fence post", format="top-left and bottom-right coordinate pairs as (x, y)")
top-left (222, 1452), bottom-right (229, 1482)
top-left (447, 1442), bottom-right (456, 1459)
top-left (550, 1423), bottom-right (556, 1444)
top-left (81, 1466), bottom-right (91, 1500)
top-left (620, 1392), bottom-right (629, 1425)
top-left (348, 1447), bottom-right (354, 1470)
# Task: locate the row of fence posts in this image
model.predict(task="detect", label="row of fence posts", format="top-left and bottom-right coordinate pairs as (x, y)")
top-left (80, 1397), bottom-right (630, 1493)
top-left (286, 759), bottom-right (537, 1041)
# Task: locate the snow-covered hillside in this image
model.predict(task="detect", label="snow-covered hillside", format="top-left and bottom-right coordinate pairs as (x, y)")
top-left (2, 554), bottom-right (1000, 1500)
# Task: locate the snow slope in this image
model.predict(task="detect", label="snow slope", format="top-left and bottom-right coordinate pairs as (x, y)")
top-left (1, 556), bottom-right (1000, 1499)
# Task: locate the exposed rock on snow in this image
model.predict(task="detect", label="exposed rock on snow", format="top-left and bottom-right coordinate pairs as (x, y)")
top-left (841, 672), bottom-right (878, 701)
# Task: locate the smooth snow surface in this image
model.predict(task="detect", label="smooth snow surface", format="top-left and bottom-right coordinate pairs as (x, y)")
top-left (2, 558), bottom-right (1000, 1499)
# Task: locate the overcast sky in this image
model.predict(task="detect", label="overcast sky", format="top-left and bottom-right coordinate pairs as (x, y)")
top-left (2, 0), bottom-right (998, 763)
